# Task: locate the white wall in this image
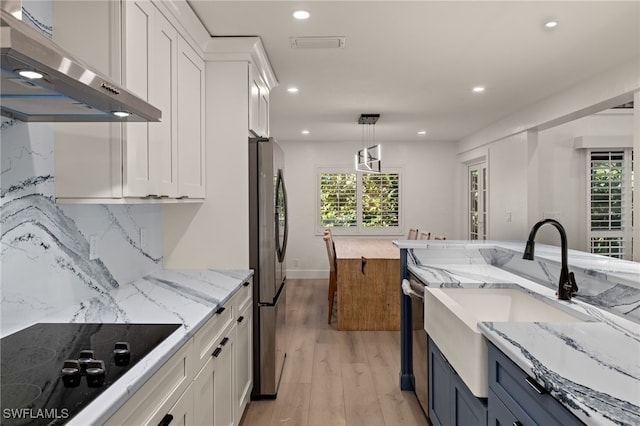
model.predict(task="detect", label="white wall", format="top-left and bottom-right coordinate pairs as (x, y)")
top-left (280, 139), bottom-right (457, 278)
top-left (489, 134), bottom-right (529, 240)
top-left (456, 110), bottom-right (634, 251)
top-left (457, 58), bottom-right (638, 254)
top-left (163, 61), bottom-right (250, 269)
top-left (536, 110), bottom-right (634, 250)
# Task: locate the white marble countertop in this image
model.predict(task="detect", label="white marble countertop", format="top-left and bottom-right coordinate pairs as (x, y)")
top-left (11, 268), bottom-right (254, 426)
top-left (395, 240), bottom-right (640, 426)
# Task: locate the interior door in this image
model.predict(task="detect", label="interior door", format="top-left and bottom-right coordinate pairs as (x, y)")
top-left (468, 162), bottom-right (488, 240)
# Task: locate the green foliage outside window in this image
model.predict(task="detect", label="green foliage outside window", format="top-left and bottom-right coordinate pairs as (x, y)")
top-left (362, 174), bottom-right (399, 227)
top-left (320, 173), bottom-right (357, 227)
top-left (320, 172), bottom-right (400, 229)
top-left (590, 153), bottom-right (623, 230)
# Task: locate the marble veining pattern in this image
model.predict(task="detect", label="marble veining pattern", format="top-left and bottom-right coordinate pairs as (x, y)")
top-left (479, 321), bottom-right (640, 426)
top-left (30, 268), bottom-right (253, 426)
top-left (0, 1), bottom-right (165, 335)
top-left (396, 240), bottom-right (640, 426)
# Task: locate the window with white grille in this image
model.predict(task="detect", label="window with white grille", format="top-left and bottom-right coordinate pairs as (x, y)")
top-left (319, 172), bottom-right (357, 228)
top-left (587, 149), bottom-right (633, 259)
top-left (318, 168), bottom-right (401, 234)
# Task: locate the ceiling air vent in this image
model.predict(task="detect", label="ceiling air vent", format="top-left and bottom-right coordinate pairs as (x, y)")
top-left (290, 36), bottom-right (346, 49)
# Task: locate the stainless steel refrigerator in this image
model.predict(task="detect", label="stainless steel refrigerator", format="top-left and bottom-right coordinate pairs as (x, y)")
top-left (249, 137), bottom-right (288, 399)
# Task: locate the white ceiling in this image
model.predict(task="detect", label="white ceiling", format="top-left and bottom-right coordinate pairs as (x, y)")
top-left (187, 1), bottom-right (640, 143)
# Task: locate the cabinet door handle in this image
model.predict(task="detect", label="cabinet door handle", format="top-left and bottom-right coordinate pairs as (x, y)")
top-left (216, 306), bottom-right (226, 315)
top-left (513, 422), bottom-right (523, 426)
top-left (158, 414), bottom-right (173, 426)
top-left (243, 281), bottom-right (250, 287)
top-left (212, 347), bottom-right (222, 357)
top-left (525, 376), bottom-right (547, 394)
top-left (220, 337), bottom-right (229, 346)
top-left (237, 315), bottom-right (245, 323)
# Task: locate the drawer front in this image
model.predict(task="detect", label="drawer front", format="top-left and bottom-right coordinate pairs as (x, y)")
top-left (234, 279), bottom-right (253, 313)
top-left (105, 339), bottom-right (194, 426)
top-left (193, 303), bottom-right (233, 373)
top-left (488, 343), bottom-right (583, 426)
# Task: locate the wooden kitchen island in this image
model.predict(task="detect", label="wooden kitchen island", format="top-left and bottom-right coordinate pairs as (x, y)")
top-left (333, 238), bottom-right (400, 330)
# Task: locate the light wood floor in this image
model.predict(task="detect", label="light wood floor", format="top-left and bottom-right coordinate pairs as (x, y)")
top-left (240, 279), bottom-right (429, 426)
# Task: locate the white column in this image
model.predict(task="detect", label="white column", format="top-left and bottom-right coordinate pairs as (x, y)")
top-left (526, 130), bottom-right (540, 228)
top-left (634, 91), bottom-right (640, 261)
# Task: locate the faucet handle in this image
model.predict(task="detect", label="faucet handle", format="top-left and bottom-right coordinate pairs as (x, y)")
top-left (565, 272), bottom-right (578, 297)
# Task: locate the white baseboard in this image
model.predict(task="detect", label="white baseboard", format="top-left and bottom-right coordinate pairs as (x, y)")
top-left (285, 269), bottom-right (327, 279)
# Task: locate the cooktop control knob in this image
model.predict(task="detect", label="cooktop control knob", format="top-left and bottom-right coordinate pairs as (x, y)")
top-left (78, 349), bottom-right (94, 374)
top-left (61, 360), bottom-right (82, 387)
top-left (85, 360), bottom-right (106, 387)
top-left (113, 342), bottom-right (131, 366)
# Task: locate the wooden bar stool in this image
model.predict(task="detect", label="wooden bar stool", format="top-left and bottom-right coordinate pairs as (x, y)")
top-left (323, 229), bottom-right (337, 324)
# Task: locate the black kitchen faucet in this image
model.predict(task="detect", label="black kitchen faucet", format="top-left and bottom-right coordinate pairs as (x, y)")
top-left (522, 218), bottom-right (579, 300)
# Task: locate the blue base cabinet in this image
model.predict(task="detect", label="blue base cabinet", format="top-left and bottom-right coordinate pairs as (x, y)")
top-left (428, 336), bottom-right (487, 426)
top-left (487, 342), bottom-right (584, 426)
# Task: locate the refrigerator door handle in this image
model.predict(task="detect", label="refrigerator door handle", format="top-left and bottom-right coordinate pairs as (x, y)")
top-left (275, 168), bottom-right (288, 263)
top-left (258, 280), bottom-right (286, 307)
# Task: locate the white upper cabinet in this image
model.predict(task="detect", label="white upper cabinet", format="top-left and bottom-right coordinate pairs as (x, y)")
top-left (204, 37), bottom-right (277, 139)
top-left (123, 0), bottom-right (179, 199)
top-left (53, 0), bottom-right (123, 199)
top-left (249, 63), bottom-right (270, 138)
top-left (177, 37), bottom-right (206, 198)
top-left (54, 0), bottom-right (205, 203)
top-left (122, 0), bottom-right (154, 197)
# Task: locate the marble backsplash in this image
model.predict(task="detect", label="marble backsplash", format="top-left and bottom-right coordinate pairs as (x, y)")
top-left (0, 2), bottom-right (163, 335)
top-left (480, 247), bottom-right (640, 318)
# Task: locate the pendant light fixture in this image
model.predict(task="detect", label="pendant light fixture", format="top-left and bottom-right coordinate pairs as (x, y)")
top-left (355, 113), bottom-right (381, 173)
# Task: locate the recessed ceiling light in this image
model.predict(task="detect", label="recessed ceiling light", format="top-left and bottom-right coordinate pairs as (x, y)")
top-left (472, 86), bottom-right (485, 93)
top-left (17, 70), bottom-right (44, 79)
top-left (545, 20), bottom-right (558, 28)
top-left (417, 130), bottom-right (427, 136)
top-left (301, 129), bottom-right (310, 135)
top-left (293, 10), bottom-right (310, 20)
top-left (287, 87), bottom-right (299, 93)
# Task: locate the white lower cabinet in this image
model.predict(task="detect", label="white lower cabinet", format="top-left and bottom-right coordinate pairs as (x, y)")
top-left (164, 384), bottom-right (194, 426)
top-left (106, 279), bottom-right (253, 426)
top-left (194, 320), bottom-right (235, 426)
top-left (234, 285), bottom-right (253, 421)
top-left (104, 339), bottom-right (194, 426)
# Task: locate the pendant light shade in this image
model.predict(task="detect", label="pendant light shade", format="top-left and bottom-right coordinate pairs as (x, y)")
top-left (355, 113), bottom-right (382, 173)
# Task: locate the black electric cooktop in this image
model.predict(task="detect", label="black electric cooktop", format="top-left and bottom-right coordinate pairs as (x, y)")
top-left (0, 323), bottom-right (181, 426)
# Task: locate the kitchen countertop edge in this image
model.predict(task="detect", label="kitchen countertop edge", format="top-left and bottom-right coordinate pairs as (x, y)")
top-left (59, 268), bottom-right (254, 426)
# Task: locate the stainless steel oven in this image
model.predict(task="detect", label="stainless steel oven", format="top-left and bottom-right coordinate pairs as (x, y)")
top-left (403, 276), bottom-right (428, 415)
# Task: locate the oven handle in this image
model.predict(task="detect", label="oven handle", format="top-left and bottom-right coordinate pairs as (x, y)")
top-left (402, 279), bottom-right (423, 299)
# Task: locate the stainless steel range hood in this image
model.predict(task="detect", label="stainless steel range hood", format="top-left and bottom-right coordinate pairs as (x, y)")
top-left (0, 4), bottom-right (161, 122)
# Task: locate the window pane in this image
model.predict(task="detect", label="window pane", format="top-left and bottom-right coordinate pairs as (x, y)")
top-left (591, 237), bottom-right (624, 259)
top-left (320, 173), bottom-right (357, 227)
top-left (588, 149), bottom-right (632, 259)
top-left (589, 151), bottom-right (626, 232)
top-left (361, 173), bottom-right (399, 227)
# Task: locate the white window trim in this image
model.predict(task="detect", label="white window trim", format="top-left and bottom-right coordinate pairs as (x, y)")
top-left (585, 148), bottom-right (633, 259)
top-left (316, 166), bottom-right (404, 236)
top-left (462, 154), bottom-right (489, 240)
